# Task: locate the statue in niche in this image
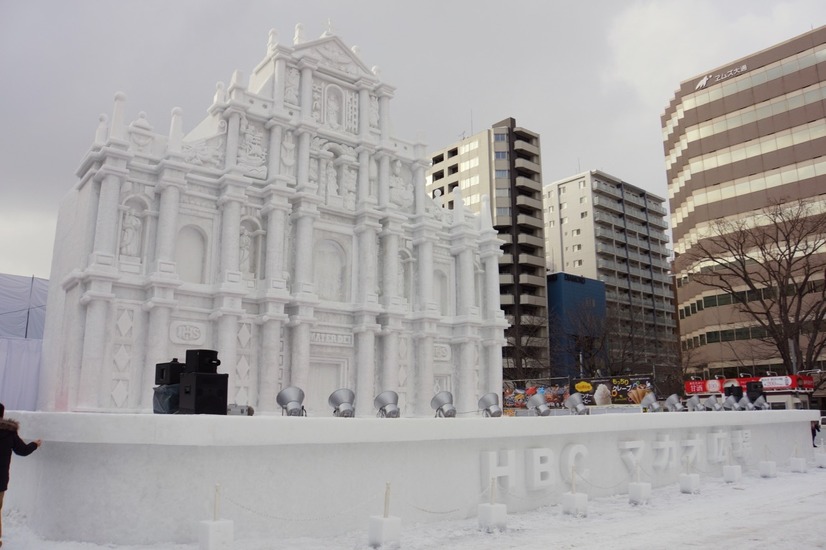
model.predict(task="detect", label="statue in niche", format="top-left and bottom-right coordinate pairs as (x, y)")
top-left (369, 96), bottom-right (379, 128)
top-left (119, 210), bottom-right (142, 257)
top-left (389, 159), bottom-right (413, 207)
top-left (310, 159), bottom-right (321, 193)
top-left (284, 68), bottom-right (299, 105)
top-left (326, 93), bottom-right (341, 130)
top-left (281, 131), bottom-right (296, 177)
top-left (342, 167), bottom-right (356, 210)
top-left (239, 227), bottom-right (253, 274)
top-left (311, 84), bottom-right (322, 122)
top-left (326, 163), bottom-right (339, 195)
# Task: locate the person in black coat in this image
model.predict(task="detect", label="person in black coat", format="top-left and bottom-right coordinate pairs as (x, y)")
top-left (0, 403), bottom-right (41, 548)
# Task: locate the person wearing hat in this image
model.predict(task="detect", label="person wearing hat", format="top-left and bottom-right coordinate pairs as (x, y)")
top-left (0, 403), bottom-right (41, 547)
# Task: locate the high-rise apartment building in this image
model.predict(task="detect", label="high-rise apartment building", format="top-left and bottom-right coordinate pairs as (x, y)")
top-left (543, 170), bottom-right (676, 372)
top-left (427, 118), bottom-right (548, 380)
top-left (663, 26), bottom-right (826, 377)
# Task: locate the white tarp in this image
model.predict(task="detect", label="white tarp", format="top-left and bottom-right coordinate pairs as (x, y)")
top-left (0, 273), bottom-right (47, 410)
top-left (0, 337), bottom-right (41, 409)
top-left (0, 273), bottom-right (48, 339)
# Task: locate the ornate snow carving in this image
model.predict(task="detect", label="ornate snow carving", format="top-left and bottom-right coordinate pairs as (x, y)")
top-left (238, 119), bottom-right (268, 179)
top-left (281, 130), bottom-right (297, 177)
top-left (315, 40), bottom-right (360, 75)
top-left (389, 159), bottom-right (414, 211)
top-left (284, 67), bottom-right (300, 105)
top-left (183, 137), bottom-right (226, 169)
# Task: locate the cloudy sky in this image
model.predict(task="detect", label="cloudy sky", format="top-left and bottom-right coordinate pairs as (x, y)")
top-left (1, 0), bottom-right (825, 278)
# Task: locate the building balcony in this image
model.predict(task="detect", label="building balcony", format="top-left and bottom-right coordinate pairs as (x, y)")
top-left (518, 253), bottom-right (546, 267)
top-left (648, 215), bottom-right (669, 229)
top-left (519, 273), bottom-right (547, 287)
top-left (517, 233), bottom-right (544, 248)
top-left (499, 274), bottom-right (514, 285)
top-left (514, 139), bottom-right (540, 156)
top-left (515, 176), bottom-right (542, 192)
top-left (623, 192), bottom-right (645, 208)
top-left (519, 294), bottom-right (547, 307)
top-left (515, 194), bottom-right (543, 210)
top-left (516, 214), bottom-right (543, 229)
top-left (514, 157), bottom-right (541, 174)
top-left (647, 202), bottom-right (667, 216)
top-left (592, 180), bottom-right (622, 198)
top-left (593, 196), bottom-right (624, 214)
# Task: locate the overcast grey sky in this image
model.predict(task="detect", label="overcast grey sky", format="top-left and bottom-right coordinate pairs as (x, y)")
top-left (1, 0), bottom-right (824, 278)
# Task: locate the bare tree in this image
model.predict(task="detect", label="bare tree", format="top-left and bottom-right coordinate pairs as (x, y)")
top-left (503, 314), bottom-right (550, 381)
top-left (683, 199), bottom-right (826, 374)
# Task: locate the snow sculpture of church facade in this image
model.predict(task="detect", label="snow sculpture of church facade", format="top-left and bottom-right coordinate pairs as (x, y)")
top-left (39, 25), bottom-right (507, 416)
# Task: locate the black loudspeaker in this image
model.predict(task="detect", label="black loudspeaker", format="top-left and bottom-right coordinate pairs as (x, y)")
top-left (155, 358), bottom-right (184, 385)
top-left (152, 384), bottom-right (180, 414)
top-left (746, 381), bottom-right (764, 401)
top-left (178, 372), bottom-right (228, 415)
top-left (724, 385), bottom-right (744, 399)
top-left (185, 349), bottom-right (221, 374)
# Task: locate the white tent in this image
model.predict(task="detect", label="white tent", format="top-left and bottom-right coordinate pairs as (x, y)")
top-left (0, 273), bottom-right (47, 410)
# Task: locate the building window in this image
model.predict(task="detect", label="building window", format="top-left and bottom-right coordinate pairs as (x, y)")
top-left (494, 133), bottom-right (507, 142)
top-left (561, 217), bottom-right (568, 224)
top-left (495, 169), bottom-right (510, 178)
top-left (495, 188), bottom-right (510, 197)
top-left (572, 229), bottom-right (581, 236)
top-left (559, 186), bottom-right (566, 195)
top-left (574, 260), bottom-right (583, 267)
top-left (581, 211), bottom-right (588, 218)
top-left (459, 140), bottom-right (479, 154)
top-left (496, 207), bottom-right (510, 217)
top-left (573, 244), bottom-right (582, 251)
top-left (560, 202), bottom-right (568, 210)
top-left (580, 196), bottom-right (587, 204)
top-left (579, 180), bottom-right (586, 189)
top-left (495, 151), bottom-right (508, 159)
top-left (549, 220), bottom-right (555, 227)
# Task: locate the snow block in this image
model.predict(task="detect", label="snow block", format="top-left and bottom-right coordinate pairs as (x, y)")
top-left (759, 460), bottom-right (777, 478)
top-left (477, 503), bottom-right (507, 532)
top-left (368, 515), bottom-right (401, 548)
top-left (628, 482), bottom-right (651, 505)
top-left (790, 457), bottom-right (807, 473)
top-left (722, 464), bottom-right (742, 483)
top-left (679, 473), bottom-right (700, 494)
top-left (198, 519), bottom-right (233, 550)
top-left (561, 491), bottom-right (588, 517)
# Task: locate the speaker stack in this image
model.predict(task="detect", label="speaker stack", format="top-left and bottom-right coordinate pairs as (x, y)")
top-left (153, 358), bottom-right (183, 414)
top-left (153, 350), bottom-right (228, 415)
top-left (178, 349), bottom-right (227, 415)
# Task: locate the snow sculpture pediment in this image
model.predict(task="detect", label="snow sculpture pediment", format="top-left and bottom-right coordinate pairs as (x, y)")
top-left (295, 37), bottom-right (375, 80)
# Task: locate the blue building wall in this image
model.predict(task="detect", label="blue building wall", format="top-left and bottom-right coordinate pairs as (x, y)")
top-left (546, 272), bottom-right (606, 378)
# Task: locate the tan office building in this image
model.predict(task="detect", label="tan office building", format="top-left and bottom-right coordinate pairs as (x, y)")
top-left (427, 118), bottom-right (548, 380)
top-left (663, 26), bottom-right (826, 376)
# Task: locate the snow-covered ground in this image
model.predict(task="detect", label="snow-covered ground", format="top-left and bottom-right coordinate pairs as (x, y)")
top-left (5, 462), bottom-right (826, 549)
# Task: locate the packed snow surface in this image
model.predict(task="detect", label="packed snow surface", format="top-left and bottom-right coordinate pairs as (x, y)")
top-left (5, 462), bottom-right (826, 549)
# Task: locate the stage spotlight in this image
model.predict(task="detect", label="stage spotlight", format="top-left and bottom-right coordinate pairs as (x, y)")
top-left (722, 395), bottom-right (742, 411)
top-left (564, 392), bottom-right (587, 415)
top-left (664, 394), bottom-right (684, 412)
top-left (430, 391), bottom-right (456, 418)
top-left (738, 396), bottom-right (755, 411)
top-left (478, 393), bottom-right (503, 417)
top-left (527, 393), bottom-right (551, 416)
top-left (276, 386), bottom-right (306, 416)
top-left (328, 388), bottom-right (355, 417)
top-left (752, 396), bottom-right (770, 410)
top-left (704, 396), bottom-right (723, 411)
top-left (686, 395), bottom-right (705, 411)
top-left (640, 392), bottom-right (662, 412)
top-left (374, 390), bottom-right (400, 418)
